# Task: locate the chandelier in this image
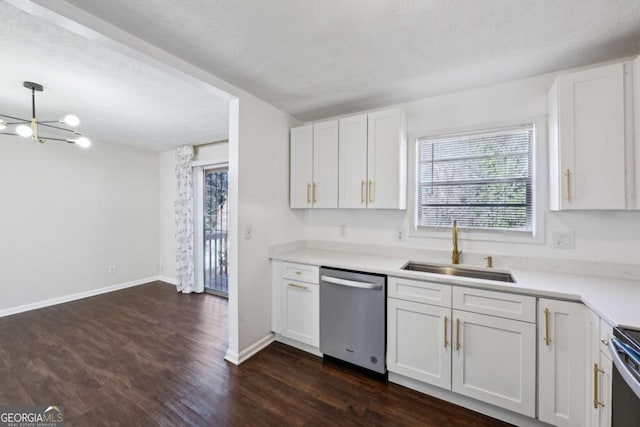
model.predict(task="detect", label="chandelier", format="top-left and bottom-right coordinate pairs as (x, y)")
top-left (0, 81), bottom-right (91, 148)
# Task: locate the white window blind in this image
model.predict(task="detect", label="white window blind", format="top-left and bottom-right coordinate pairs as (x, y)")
top-left (417, 124), bottom-right (534, 232)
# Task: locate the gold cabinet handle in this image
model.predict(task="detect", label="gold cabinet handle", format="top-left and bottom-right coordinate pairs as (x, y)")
top-left (288, 283), bottom-right (308, 290)
top-left (312, 183), bottom-right (317, 204)
top-left (360, 180), bottom-right (365, 204)
top-left (368, 180), bottom-right (373, 204)
top-left (456, 318), bottom-right (460, 351)
top-left (544, 308), bottom-right (550, 346)
top-left (307, 183), bottom-right (311, 204)
top-left (444, 316), bottom-right (449, 349)
top-left (601, 338), bottom-right (609, 345)
top-left (594, 363), bottom-right (605, 408)
top-left (565, 169), bottom-right (571, 202)
top-left (295, 271), bottom-right (302, 275)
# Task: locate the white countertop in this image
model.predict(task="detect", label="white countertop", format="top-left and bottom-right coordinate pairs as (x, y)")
top-left (271, 248), bottom-right (640, 331)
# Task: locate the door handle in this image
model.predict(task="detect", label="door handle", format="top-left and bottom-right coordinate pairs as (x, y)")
top-left (593, 363), bottom-right (605, 408)
top-left (565, 169), bottom-right (571, 202)
top-left (544, 308), bottom-right (550, 346)
top-left (321, 275), bottom-right (382, 290)
top-left (312, 183), bottom-right (317, 204)
top-left (360, 180), bottom-right (365, 204)
top-left (444, 316), bottom-right (449, 349)
top-left (307, 183), bottom-right (311, 204)
top-left (456, 318), bottom-right (461, 351)
top-left (368, 180), bottom-right (373, 204)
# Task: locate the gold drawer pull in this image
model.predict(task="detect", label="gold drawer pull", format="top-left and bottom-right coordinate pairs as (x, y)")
top-left (288, 283), bottom-right (308, 290)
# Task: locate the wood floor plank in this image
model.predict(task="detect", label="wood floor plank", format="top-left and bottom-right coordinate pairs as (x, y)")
top-left (0, 282), bottom-right (512, 426)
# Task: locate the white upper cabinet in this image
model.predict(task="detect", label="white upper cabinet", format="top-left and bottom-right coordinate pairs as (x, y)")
top-left (367, 109), bottom-right (407, 209)
top-left (290, 121), bottom-right (338, 209)
top-left (548, 62), bottom-right (627, 210)
top-left (634, 56), bottom-right (640, 209)
top-left (312, 120), bottom-right (339, 208)
top-left (338, 114), bottom-right (368, 208)
top-left (337, 108), bottom-right (407, 209)
top-left (290, 125), bottom-right (313, 208)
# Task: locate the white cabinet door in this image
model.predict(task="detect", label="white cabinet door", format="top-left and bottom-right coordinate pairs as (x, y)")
top-left (367, 108), bottom-right (407, 209)
top-left (597, 350), bottom-right (612, 427)
top-left (451, 310), bottom-right (536, 417)
top-left (552, 62), bottom-right (626, 210)
top-left (634, 56), bottom-right (640, 210)
top-left (290, 125), bottom-right (313, 208)
top-left (312, 120), bottom-right (339, 208)
top-left (586, 309), bottom-right (613, 427)
top-left (387, 299), bottom-right (451, 389)
top-left (539, 299), bottom-right (586, 427)
top-left (281, 279), bottom-right (319, 347)
top-left (338, 114), bottom-right (368, 208)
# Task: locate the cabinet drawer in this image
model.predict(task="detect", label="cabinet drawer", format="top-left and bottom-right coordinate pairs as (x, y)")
top-left (282, 262), bottom-right (319, 284)
top-left (453, 287), bottom-right (535, 323)
top-left (388, 277), bottom-right (451, 307)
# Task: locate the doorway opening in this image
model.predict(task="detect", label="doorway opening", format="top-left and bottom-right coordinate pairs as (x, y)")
top-left (202, 167), bottom-right (229, 297)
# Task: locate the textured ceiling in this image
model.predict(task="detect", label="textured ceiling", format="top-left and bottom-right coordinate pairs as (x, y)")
top-left (59, 0), bottom-right (640, 121)
top-left (0, 1), bottom-right (229, 151)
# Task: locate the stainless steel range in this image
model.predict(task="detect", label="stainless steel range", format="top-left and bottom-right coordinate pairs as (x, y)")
top-left (610, 327), bottom-right (640, 426)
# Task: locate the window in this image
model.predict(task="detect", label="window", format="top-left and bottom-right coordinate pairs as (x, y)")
top-left (416, 124), bottom-right (534, 234)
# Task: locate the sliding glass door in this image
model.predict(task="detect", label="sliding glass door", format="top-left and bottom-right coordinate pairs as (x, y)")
top-left (202, 167), bottom-right (228, 297)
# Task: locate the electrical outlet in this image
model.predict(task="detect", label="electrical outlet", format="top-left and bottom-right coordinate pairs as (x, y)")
top-left (397, 230), bottom-right (404, 241)
top-left (244, 225), bottom-right (252, 240)
top-left (551, 231), bottom-right (575, 249)
top-left (339, 225), bottom-right (346, 238)
top-left (107, 265), bottom-right (116, 275)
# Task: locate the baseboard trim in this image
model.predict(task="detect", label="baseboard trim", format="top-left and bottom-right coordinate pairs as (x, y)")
top-left (388, 372), bottom-right (545, 427)
top-left (274, 334), bottom-right (323, 357)
top-left (157, 275), bottom-right (177, 285)
top-left (225, 333), bottom-right (275, 365)
top-left (0, 276), bottom-right (159, 318)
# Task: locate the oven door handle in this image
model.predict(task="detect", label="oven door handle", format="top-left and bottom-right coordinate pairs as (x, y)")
top-left (609, 337), bottom-right (640, 399)
top-left (321, 275), bottom-right (383, 290)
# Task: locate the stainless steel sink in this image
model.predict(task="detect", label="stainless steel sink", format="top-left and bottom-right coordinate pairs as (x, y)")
top-left (402, 262), bottom-right (515, 283)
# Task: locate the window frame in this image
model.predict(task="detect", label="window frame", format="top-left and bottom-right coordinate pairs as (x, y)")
top-left (409, 116), bottom-right (546, 244)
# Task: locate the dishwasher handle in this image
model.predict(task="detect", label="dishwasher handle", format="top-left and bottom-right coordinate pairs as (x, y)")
top-left (321, 275), bottom-right (383, 290)
top-left (609, 337), bottom-right (640, 399)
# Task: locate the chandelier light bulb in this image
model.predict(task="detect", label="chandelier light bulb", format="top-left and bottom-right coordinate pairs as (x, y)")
top-left (75, 137), bottom-right (91, 148)
top-left (16, 124), bottom-right (33, 138)
top-left (0, 120), bottom-right (7, 130)
top-left (63, 114), bottom-right (80, 127)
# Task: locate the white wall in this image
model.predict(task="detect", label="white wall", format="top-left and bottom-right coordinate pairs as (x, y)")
top-left (304, 71), bottom-right (640, 266)
top-left (233, 95), bottom-right (304, 351)
top-left (0, 137), bottom-right (159, 311)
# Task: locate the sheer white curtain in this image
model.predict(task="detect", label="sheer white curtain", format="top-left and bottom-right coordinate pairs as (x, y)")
top-left (174, 145), bottom-right (202, 293)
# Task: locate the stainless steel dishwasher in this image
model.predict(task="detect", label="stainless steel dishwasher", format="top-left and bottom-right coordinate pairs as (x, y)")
top-left (319, 267), bottom-right (386, 374)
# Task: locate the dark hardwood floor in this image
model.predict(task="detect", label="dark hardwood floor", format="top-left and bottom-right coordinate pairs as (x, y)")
top-left (0, 282), bottom-right (512, 426)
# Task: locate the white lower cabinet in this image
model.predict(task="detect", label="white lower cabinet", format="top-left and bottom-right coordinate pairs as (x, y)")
top-left (451, 309), bottom-right (536, 417)
top-left (538, 299), bottom-right (587, 427)
top-left (271, 261), bottom-right (320, 350)
top-left (587, 309), bottom-right (613, 427)
top-left (387, 281), bottom-right (536, 418)
top-left (281, 279), bottom-right (319, 346)
top-left (387, 298), bottom-right (451, 389)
